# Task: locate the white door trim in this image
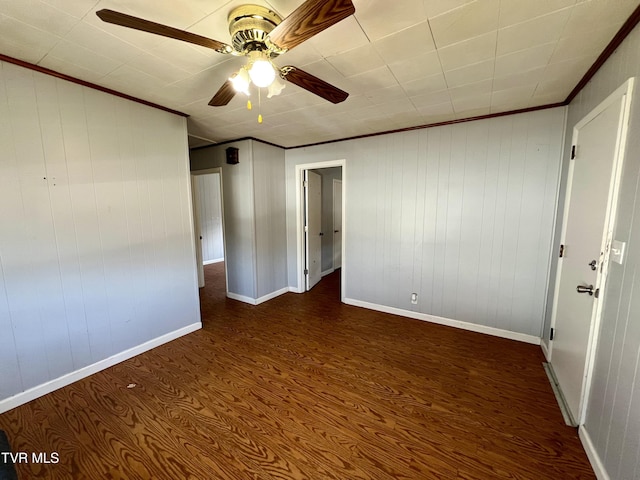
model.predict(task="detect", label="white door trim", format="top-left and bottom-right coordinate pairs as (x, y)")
top-left (548, 77), bottom-right (634, 425)
top-left (191, 168), bottom-right (229, 296)
top-left (295, 160), bottom-right (346, 301)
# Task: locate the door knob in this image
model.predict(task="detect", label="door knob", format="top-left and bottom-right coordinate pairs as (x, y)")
top-left (576, 284), bottom-right (595, 295)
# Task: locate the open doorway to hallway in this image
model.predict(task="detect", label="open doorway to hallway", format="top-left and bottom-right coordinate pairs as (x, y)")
top-left (303, 165), bottom-right (343, 296)
top-left (199, 261), bottom-right (227, 320)
top-left (191, 168), bottom-right (227, 311)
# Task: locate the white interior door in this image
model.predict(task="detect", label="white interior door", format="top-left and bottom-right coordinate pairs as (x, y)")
top-left (333, 179), bottom-right (342, 269)
top-left (305, 170), bottom-right (322, 290)
top-left (198, 173), bottom-right (224, 265)
top-left (550, 80), bottom-right (633, 423)
top-left (190, 175), bottom-right (205, 288)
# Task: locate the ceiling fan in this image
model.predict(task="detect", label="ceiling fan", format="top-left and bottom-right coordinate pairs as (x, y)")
top-left (96, 0), bottom-right (355, 109)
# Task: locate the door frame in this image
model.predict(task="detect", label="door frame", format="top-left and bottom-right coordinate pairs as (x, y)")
top-left (190, 167), bottom-right (229, 294)
top-left (295, 160), bottom-right (346, 301)
top-left (548, 77), bottom-right (634, 425)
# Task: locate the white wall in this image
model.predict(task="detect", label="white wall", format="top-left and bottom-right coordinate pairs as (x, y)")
top-left (555, 23), bottom-right (640, 480)
top-left (286, 108), bottom-right (566, 338)
top-left (195, 173), bottom-right (224, 263)
top-left (0, 61), bottom-right (200, 408)
top-left (190, 139), bottom-right (287, 302)
top-left (253, 142), bottom-right (288, 299)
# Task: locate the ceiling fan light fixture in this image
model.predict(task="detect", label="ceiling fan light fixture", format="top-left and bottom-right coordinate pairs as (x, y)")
top-left (267, 75), bottom-right (286, 98)
top-left (230, 68), bottom-right (251, 95)
top-left (248, 51), bottom-right (276, 88)
top-left (249, 59), bottom-right (276, 88)
top-left (96, 0), bottom-right (355, 110)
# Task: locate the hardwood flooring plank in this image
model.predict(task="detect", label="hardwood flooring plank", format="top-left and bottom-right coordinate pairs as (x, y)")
top-left (0, 264), bottom-right (595, 479)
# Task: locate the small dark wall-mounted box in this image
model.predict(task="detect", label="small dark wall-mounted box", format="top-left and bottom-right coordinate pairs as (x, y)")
top-left (226, 147), bottom-right (239, 165)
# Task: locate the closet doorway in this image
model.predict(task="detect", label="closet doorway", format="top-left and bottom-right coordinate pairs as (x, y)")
top-left (191, 168), bottom-right (227, 295)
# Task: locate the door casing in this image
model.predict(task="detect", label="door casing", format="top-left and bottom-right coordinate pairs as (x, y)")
top-left (295, 160), bottom-right (346, 300)
top-left (548, 77), bottom-right (634, 425)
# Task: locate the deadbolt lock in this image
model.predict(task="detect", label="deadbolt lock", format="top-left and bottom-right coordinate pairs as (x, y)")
top-left (588, 260), bottom-right (597, 271)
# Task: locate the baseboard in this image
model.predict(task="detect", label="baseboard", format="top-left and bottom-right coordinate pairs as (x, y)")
top-left (579, 426), bottom-right (610, 480)
top-left (540, 339), bottom-right (550, 361)
top-left (289, 286), bottom-right (303, 294)
top-left (227, 287), bottom-right (289, 305)
top-left (0, 322), bottom-right (202, 414)
top-left (226, 292), bottom-right (256, 304)
top-left (255, 287), bottom-right (289, 305)
top-left (343, 298), bottom-right (541, 345)
top-left (321, 268), bottom-right (335, 277)
top-left (203, 258), bottom-right (224, 265)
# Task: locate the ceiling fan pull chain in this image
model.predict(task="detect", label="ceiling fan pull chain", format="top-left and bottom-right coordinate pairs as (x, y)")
top-left (258, 89), bottom-right (263, 124)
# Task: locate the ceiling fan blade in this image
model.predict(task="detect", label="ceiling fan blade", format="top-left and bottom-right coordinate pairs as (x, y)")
top-left (209, 80), bottom-right (237, 107)
top-left (281, 67), bottom-right (348, 104)
top-left (96, 9), bottom-right (233, 53)
top-left (267, 0), bottom-right (355, 52)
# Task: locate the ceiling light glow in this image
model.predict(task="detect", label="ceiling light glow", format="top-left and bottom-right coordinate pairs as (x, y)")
top-left (230, 68), bottom-right (250, 95)
top-left (249, 57), bottom-right (276, 88)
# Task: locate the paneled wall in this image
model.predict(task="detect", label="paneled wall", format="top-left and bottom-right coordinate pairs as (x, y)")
top-left (286, 108), bottom-right (566, 338)
top-left (190, 140), bottom-right (287, 302)
top-left (557, 23), bottom-right (640, 480)
top-left (253, 142), bottom-right (288, 299)
top-left (0, 61), bottom-right (200, 406)
top-left (191, 141), bottom-right (256, 299)
top-left (195, 173), bottom-right (224, 263)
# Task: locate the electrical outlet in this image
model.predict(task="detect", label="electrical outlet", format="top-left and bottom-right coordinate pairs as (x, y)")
top-left (411, 293), bottom-right (418, 304)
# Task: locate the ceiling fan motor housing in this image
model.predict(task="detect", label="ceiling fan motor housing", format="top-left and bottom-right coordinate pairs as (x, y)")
top-left (228, 5), bottom-right (283, 55)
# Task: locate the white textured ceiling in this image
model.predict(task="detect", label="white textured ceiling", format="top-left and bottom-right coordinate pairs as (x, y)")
top-left (1, 0), bottom-right (638, 148)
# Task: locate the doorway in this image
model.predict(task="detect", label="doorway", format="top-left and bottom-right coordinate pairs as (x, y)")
top-left (191, 168), bottom-right (228, 296)
top-left (296, 161), bottom-right (345, 299)
top-left (548, 78), bottom-right (634, 425)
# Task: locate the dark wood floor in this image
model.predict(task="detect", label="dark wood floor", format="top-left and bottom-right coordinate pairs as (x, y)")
top-left (0, 263), bottom-right (595, 479)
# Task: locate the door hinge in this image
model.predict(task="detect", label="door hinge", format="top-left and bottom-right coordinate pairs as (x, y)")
top-left (550, 328), bottom-right (555, 341)
top-left (571, 145), bottom-right (576, 159)
top-left (303, 180), bottom-right (308, 188)
top-left (594, 288), bottom-right (600, 299)
top-left (559, 244), bottom-right (565, 258)
top-left (304, 269), bottom-right (309, 275)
